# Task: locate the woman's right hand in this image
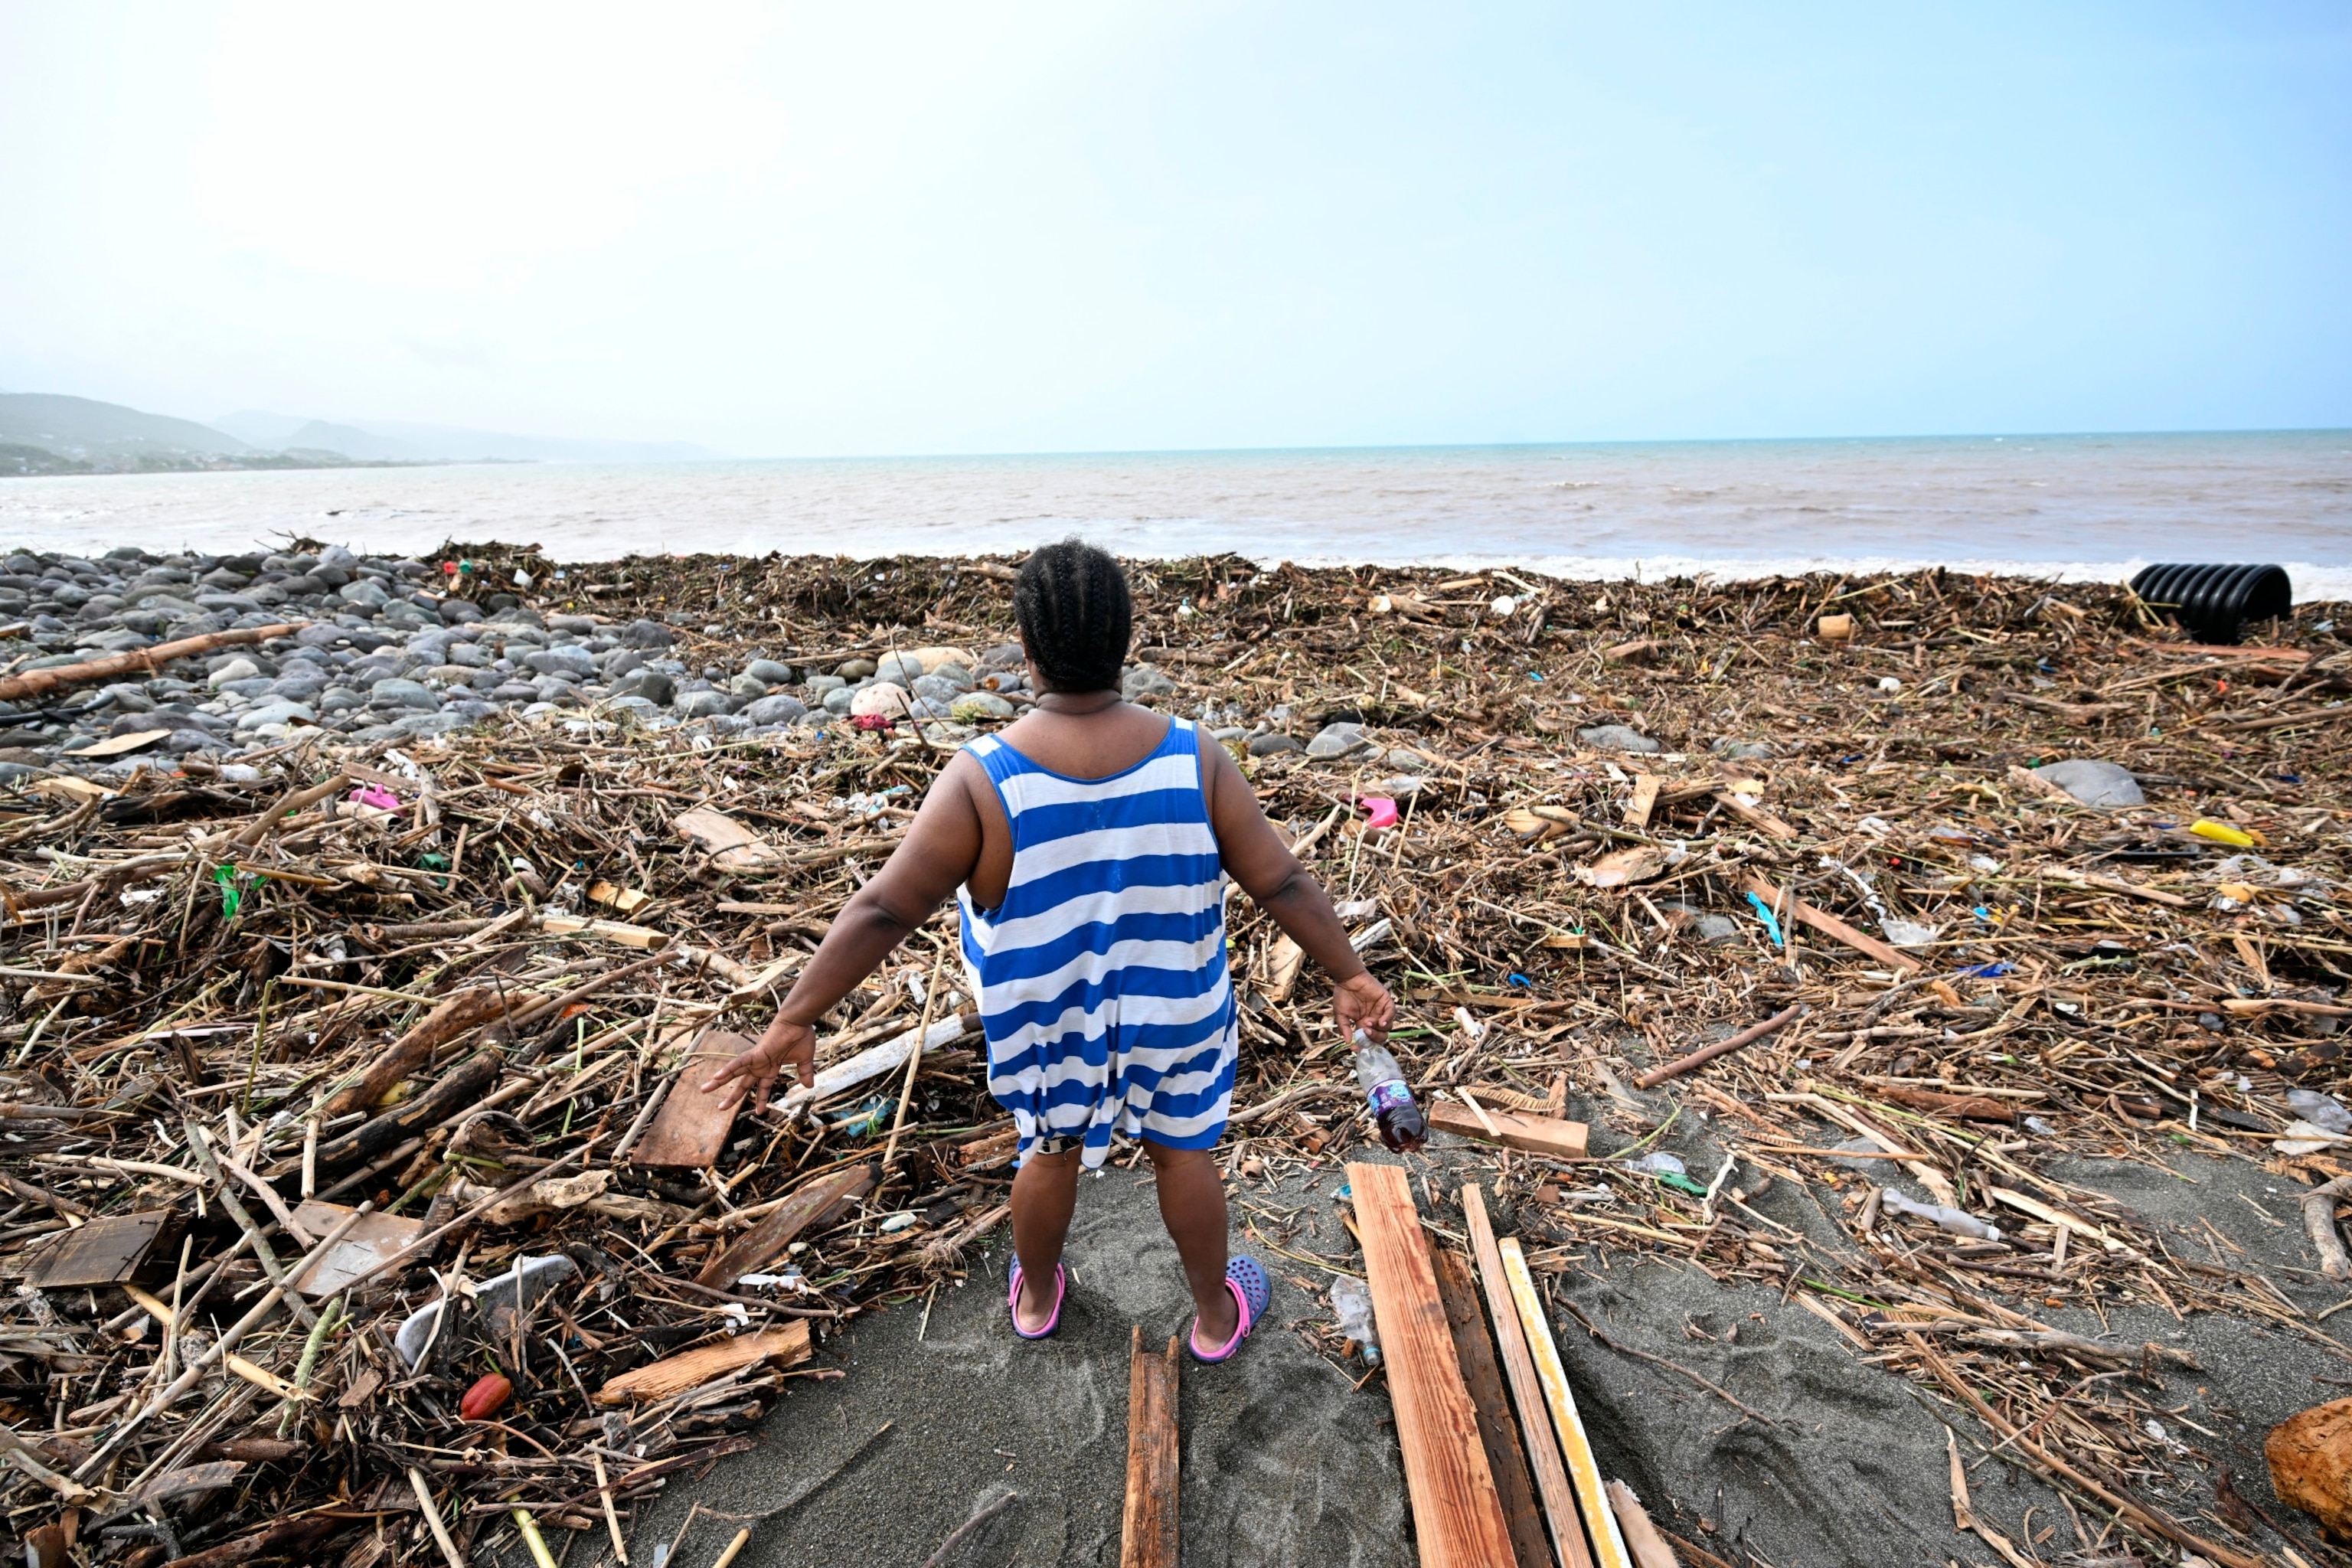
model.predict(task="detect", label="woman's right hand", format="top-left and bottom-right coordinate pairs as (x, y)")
top-left (1332, 972), bottom-right (1395, 1044)
top-left (702, 1017), bottom-right (818, 1112)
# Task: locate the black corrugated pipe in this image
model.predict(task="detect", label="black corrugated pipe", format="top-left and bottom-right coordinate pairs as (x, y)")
top-left (2127, 563), bottom-right (2293, 645)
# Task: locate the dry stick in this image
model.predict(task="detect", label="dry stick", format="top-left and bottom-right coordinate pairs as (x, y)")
top-left (0, 620), bottom-right (304, 703)
top-left (877, 949), bottom-right (949, 1188)
top-left (920, 1491), bottom-right (1019, 1568)
top-left (335, 1147), bottom-right (587, 1295)
top-left (593, 1450), bottom-right (630, 1563)
top-left (1904, 1331), bottom-right (2264, 1568)
top-left (1631, 1003), bottom-right (1804, 1091)
top-left (410, 1465), bottom-right (470, 1568)
top-left (1559, 1302), bottom-right (1779, 1429)
top-left (74, 1202), bottom-right (374, 1479)
top-left (182, 1122), bottom-right (318, 1331)
top-left (2302, 1173), bottom-right (2352, 1279)
top-left (230, 771), bottom-right (353, 850)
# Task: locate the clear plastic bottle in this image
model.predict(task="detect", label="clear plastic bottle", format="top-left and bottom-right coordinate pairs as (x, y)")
top-left (1352, 1030), bottom-right (1426, 1152)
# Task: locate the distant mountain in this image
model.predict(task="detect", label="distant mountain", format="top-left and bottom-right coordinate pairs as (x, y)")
top-left (0, 392), bottom-right (719, 476)
top-left (0, 394), bottom-right (252, 459)
top-left (217, 409), bottom-right (717, 464)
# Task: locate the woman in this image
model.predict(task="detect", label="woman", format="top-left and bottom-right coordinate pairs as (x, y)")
top-left (707, 540), bottom-right (1392, 1360)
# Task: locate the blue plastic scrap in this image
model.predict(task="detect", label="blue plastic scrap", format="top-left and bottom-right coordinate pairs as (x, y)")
top-left (1745, 892), bottom-right (1785, 948)
top-left (1957, 962), bottom-right (2014, 979)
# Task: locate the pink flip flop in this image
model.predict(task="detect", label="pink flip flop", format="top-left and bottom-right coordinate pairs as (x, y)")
top-left (1008, 1259), bottom-right (1065, 1340)
top-left (1189, 1256), bottom-right (1271, 1364)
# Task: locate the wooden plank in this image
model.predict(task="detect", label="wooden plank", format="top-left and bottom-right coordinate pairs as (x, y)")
top-left (1426, 1102), bottom-right (1589, 1159)
top-left (1623, 773), bottom-right (1659, 831)
top-left (673, 807), bottom-right (784, 871)
top-left (1740, 872), bottom-right (1919, 972)
top-left (1464, 1186), bottom-right (1590, 1568)
top-left (1344, 1161), bottom-right (1517, 1567)
top-left (1432, 1247), bottom-right (1553, 1568)
top-left (632, 1030), bottom-right (753, 1169)
top-left (696, 1163), bottom-right (874, 1289)
top-left (1501, 1237), bottom-right (1634, 1568)
top-left (591, 1323), bottom-right (810, 1404)
top-left (1119, 1325), bottom-right (1181, 1568)
top-left (22, 1210), bottom-right (171, 1288)
top-left (286, 1201), bottom-right (428, 1297)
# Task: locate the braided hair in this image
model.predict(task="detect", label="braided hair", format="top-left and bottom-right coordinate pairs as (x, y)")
top-left (1014, 539), bottom-right (1131, 694)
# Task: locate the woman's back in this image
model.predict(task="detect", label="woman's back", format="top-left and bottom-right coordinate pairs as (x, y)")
top-left (959, 715), bottom-right (1236, 1167)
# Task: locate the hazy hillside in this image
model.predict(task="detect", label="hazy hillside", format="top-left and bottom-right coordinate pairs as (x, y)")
top-left (0, 393), bottom-right (251, 459)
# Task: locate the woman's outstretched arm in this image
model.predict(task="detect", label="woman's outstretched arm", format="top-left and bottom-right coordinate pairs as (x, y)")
top-left (704, 752), bottom-right (989, 1109)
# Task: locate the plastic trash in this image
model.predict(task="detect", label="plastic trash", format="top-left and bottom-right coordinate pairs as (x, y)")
top-left (1331, 1276), bottom-right (1380, 1363)
top-left (1357, 795), bottom-right (1400, 833)
top-left (1746, 892), bottom-right (1785, 948)
top-left (1619, 1151), bottom-right (1687, 1178)
top-left (2288, 1090), bottom-right (2352, 1135)
top-left (2128, 563), bottom-right (2292, 645)
top-left (396, 1255), bottom-right (580, 1367)
top-left (1353, 1031), bottom-right (1426, 1152)
top-left (2190, 819), bottom-right (2259, 848)
top-left (348, 783), bottom-right (401, 811)
top-left (1880, 1190), bottom-right (2001, 1242)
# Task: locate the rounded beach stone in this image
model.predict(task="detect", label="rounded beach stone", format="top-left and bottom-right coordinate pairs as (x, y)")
top-left (1248, 732), bottom-right (1304, 757)
top-left (1122, 666), bottom-right (1177, 701)
top-left (850, 681), bottom-right (910, 718)
top-left (2034, 759), bottom-right (2143, 808)
top-left (1305, 721), bottom-right (1377, 760)
top-left (951, 692), bottom-right (1016, 721)
top-left (1578, 724), bottom-right (1661, 754)
top-left (740, 693), bottom-right (808, 727)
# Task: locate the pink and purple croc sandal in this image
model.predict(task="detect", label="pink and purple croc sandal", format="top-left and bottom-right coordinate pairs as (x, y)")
top-left (1007, 1259), bottom-right (1066, 1340)
top-left (1189, 1256), bottom-right (1271, 1364)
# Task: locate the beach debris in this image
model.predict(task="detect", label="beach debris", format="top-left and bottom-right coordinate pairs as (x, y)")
top-left (0, 547), bottom-right (2340, 1559)
top-left (1880, 1190), bottom-right (2002, 1242)
top-left (1329, 1275), bottom-right (1380, 1364)
top-left (1121, 1326), bottom-right (1181, 1568)
top-left (2267, 1396), bottom-right (2352, 1535)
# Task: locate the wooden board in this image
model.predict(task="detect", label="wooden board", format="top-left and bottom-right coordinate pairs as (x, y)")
top-left (1501, 1237), bottom-right (1634, 1568)
top-left (24, 1210), bottom-right (171, 1288)
top-left (1624, 773), bottom-right (1659, 831)
top-left (1120, 1325), bottom-right (1181, 1568)
top-left (592, 1322), bottom-right (811, 1404)
top-left (1427, 1101), bottom-right (1589, 1160)
top-left (696, 1163), bottom-right (874, 1289)
top-left (1432, 1247), bottom-right (1553, 1568)
top-left (1344, 1161), bottom-right (1517, 1567)
top-left (1464, 1185), bottom-right (1591, 1568)
top-left (672, 807), bottom-right (783, 871)
top-left (286, 1201), bottom-right (428, 1298)
top-left (632, 1031), bottom-right (753, 1169)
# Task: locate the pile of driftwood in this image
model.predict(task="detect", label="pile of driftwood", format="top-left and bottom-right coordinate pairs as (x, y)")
top-left (0, 547), bottom-right (2346, 1566)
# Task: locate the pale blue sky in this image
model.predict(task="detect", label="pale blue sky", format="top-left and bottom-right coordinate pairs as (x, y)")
top-left (1, 2), bottom-right (2344, 456)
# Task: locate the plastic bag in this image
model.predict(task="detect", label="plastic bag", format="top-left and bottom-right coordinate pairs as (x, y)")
top-left (1880, 1189), bottom-right (2002, 1242)
top-left (1331, 1276), bottom-right (1380, 1364)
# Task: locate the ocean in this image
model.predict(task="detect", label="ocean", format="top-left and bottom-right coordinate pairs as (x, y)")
top-left (3, 430), bottom-right (2347, 598)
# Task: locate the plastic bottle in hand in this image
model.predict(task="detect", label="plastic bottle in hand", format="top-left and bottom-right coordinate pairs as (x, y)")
top-left (1353, 1030), bottom-right (1426, 1152)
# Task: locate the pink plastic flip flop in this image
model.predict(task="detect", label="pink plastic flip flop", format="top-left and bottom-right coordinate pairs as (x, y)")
top-left (1008, 1259), bottom-right (1065, 1340)
top-left (1189, 1256), bottom-right (1271, 1364)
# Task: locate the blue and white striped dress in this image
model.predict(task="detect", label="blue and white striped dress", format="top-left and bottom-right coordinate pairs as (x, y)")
top-left (957, 717), bottom-right (1239, 1168)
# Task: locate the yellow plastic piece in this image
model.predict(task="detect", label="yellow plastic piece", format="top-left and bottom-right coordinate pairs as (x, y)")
top-left (2190, 819), bottom-right (2260, 848)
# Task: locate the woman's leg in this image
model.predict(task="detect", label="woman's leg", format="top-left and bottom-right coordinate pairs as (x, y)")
top-left (1145, 1142), bottom-right (1238, 1345)
top-left (1010, 1145), bottom-right (1081, 1332)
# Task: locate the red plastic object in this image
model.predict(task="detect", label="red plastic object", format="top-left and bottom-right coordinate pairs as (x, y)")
top-left (459, 1372), bottom-right (512, 1421)
top-left (850, 713), bottom-right (897, 731)
top-left (1357, 796), bottom-right (1400, 831)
